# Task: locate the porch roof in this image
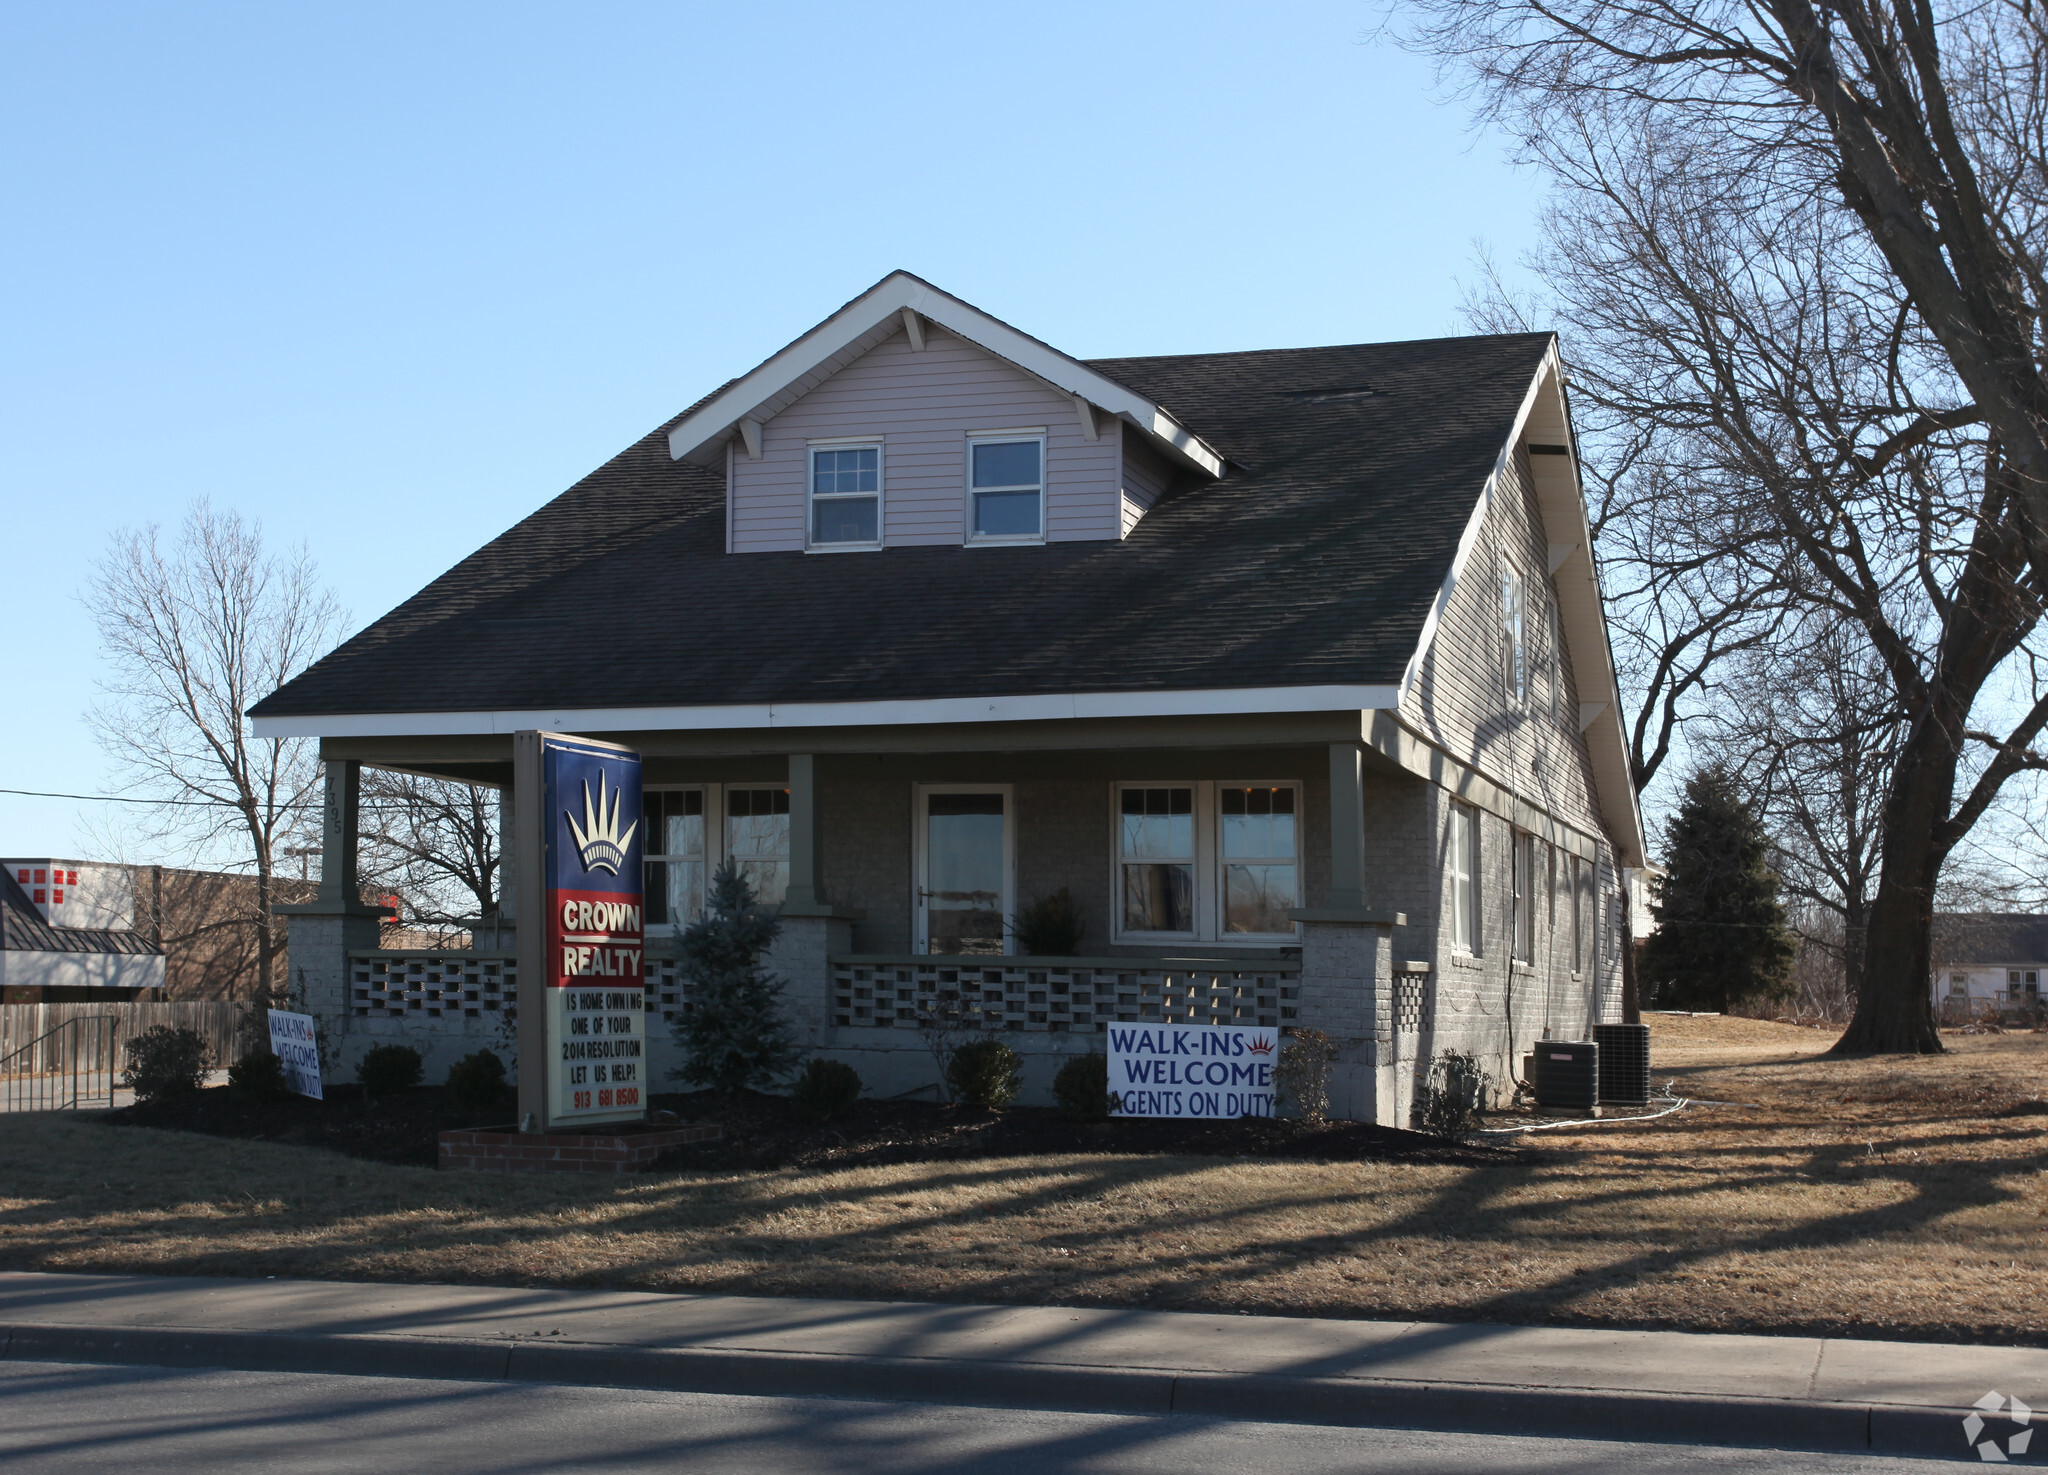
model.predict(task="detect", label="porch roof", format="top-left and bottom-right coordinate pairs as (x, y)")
top-left (249, 332), bottom-right (1553, 733)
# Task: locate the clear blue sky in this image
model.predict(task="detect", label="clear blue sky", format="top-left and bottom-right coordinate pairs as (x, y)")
top-left (0, 0), bottom-right (1543, 862)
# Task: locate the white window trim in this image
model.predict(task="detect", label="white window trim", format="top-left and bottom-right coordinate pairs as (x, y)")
top-left (806, 438), bottom-right (884, 552)
top-left (1449, 801), bottom-right (1478, 956)
top-left (964, 430), bottom-right (1047, 546)
top-left (1110, 779), bottom-right (1303, 946)
top-left (1510, 831), bottom-right (1535, 964)
top-left (643, 783), bottom-right (794, 929)
top-left (913, 782), bottom-right (1016, 956)
top-left (1501, 566), bottom-right (1526, 705)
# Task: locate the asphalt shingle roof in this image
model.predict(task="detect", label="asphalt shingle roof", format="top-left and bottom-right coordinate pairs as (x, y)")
top-left (1935, 913), bottom-right (2048, 966)
top-left (0, 871), bottom-right (158, 957)
top-left (249, 332), bottom-right (1553, 719)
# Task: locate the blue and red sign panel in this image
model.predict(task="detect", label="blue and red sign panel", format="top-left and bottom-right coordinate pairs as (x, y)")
top-left (541, 736), bottom-right (646, 1126)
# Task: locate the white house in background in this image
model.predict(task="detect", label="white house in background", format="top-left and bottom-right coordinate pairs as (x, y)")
top-left (1931, 912), bottom-right (2048, 1013)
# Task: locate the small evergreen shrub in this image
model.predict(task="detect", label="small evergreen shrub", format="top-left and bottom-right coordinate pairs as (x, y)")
top-left (1412, 1049), bottom-right (1489, 1141)
top-left (356, 1043), bottom-right (424, 1096)
top-left (672, 861), bottom-right (801, 1093)
top-left (1012, 888), bottom-right (1085, 956)
top-left (444, 1049), bottom-right (509, 1112)
top-left (1274, 1027), bottom-right (1337, 1124)
top-left (947, 1038), bottom-right (1023, 1110)
top-left (228, 1048), bottom-right (291, 1102)
top-left (792, 1057), bottom-right (863, 1121)
top-left (122, 1025), bottom-right (210, 1103)
top-left (1052, 1052), bottom-right (1112, 1121)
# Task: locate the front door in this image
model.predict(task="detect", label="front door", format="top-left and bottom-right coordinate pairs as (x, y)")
top-left (916, 786), bottom-right (1011, 955)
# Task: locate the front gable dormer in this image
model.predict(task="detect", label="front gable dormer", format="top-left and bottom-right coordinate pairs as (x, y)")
top-left (667, 272), bottom-right (1222, 552)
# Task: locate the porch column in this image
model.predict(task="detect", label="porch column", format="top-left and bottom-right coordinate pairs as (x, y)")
top-left (275, 758), bottom-right (391, 1076)
top-left (785, 753), bottom-right (823, 911)
top-left (1327, 742), bottom-right (1367, 910)
top-left (1288, 743), bottom-right (1402, 1124)
top-left (772, 753), bottom-right (863, 1051)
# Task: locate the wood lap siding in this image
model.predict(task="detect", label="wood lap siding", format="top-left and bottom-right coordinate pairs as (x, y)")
top-left (729, 326), bottom-right (1121, 552)
top-left (1119, 427), bottom-right (1172, 537)
top-left (1401, 444), bottom-right (1605, 837)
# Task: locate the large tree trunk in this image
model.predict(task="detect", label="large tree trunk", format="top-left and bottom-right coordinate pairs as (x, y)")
top-left (1833, 727), bottom-right (1951, 1055)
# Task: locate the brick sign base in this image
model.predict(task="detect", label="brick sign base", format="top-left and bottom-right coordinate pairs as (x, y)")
top-left (439, 1123), bottom-right (721, 1174)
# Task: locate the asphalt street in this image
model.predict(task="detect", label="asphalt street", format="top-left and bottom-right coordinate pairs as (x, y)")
top-left (0, 1360), bottom-right (1963, 1474)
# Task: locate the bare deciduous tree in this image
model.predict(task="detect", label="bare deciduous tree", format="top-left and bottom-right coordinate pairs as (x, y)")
top-left (1413, 2), bottom-right (2048, 1052)
top-left (359, 770), bottom-right (501, 927)
top-left (85, 501), bottom-right (345, 999)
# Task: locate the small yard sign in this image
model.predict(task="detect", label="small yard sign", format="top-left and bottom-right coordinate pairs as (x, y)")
top-left (266, 1010), bottom-right (323, 1099)
top-left (1108, 1024), bottom-right (1278, 1119)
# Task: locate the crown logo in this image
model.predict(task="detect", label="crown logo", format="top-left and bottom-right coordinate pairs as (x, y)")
top-left (1247, 1034), bottom-right (1275, 1056)
top-left (565, 770), bottom-right (638, 876)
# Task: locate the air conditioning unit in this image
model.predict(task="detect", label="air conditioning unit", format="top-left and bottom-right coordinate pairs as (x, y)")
top-left (1593, 1022), bottom-right (1651, 1106)
top-left (1533, 1039), bottom-right (1598, 1110)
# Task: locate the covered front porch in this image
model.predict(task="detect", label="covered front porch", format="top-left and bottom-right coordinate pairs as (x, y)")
top-left (283, 712), bottom-right (1428, 1117)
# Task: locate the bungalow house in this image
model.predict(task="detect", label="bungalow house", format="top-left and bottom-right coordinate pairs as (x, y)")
top-left (1932, 912), bottom-right (2048, 1021)
top-left (250, 272), bottom-right (1646, 1120)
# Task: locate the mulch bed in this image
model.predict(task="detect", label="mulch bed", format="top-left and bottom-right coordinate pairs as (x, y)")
top-left (103, 1085), bottom-right (1511, 1172)
top-left (104, 1086), bottom-right (511, 1169)
top-left (647, 1091), bottom-right (1511, 1172)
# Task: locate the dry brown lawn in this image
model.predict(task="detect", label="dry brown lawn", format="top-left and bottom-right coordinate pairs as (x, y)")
top-left (3, 1016), bottom-right (2044, 1344)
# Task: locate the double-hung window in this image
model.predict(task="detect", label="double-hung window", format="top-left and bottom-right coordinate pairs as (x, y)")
top-left (726, 787), bottom-right (791, 907)
top-left (1119, 787), bottom-right (1195, 934)
top-left (643, 790), bottom-right (706, 927)
top-left (1511, 831), bottom-right (1535, 963)
top-left (1115, 781), bottom-right (1301, 942)
top-left (809, 443), bottom-right (881, 548)
top-left (1220, 786), bottom-right (1298, 934)
top-left (1449, 802), bottom-right (1479, 954)
top-left (967, 433), bottom-right (1044, 542)
top-left (641, 785), bottom-right (791, 924)
top-left (1501, 567), bottom-right (1526, 704)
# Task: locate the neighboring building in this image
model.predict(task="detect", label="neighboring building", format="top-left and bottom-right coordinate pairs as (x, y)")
top-left (1, 857), bottom-right (310, 1002)
top-left (249, 272), bottom-right (1647, 1120)
top-left (1, 861), bottom-right (163, 1001)
top-left (1931, 913), bottom-right (2048, 1016)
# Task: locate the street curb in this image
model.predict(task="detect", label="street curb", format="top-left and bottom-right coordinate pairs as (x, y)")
top-left (0, 1320), bottom-right (1967, 1456)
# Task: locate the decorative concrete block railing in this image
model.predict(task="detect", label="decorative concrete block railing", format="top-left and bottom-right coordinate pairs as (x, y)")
top-left (350, 949), bottom-right (1307, 1039)
top-left (346, 951), bottom-right (706, 1032)
top-left (828, 955), bottom-right (1301, 1033)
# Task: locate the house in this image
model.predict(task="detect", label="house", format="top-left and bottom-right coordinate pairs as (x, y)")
top-left (1, 857), bottom-right (315, 1002)
top-left (248, 272), bottom-right (1646, 1119)
top-left (1, 861), bottom-right (164, 1001)
top-left (1932, 913), bottom-right (2048, 1020)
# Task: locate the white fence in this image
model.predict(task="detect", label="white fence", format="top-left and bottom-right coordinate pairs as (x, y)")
top-left (0, 1000), bottom-right (245, 1076)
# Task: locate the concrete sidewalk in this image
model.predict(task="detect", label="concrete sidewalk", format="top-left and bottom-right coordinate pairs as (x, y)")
top-left (2, 1272), bottom-right (2040, 1457)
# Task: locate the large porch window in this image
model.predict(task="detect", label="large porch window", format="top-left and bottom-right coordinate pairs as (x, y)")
top-left (1115, 781), bottom-right (1299, 944)
top-left (642, 785), bottom-right (790, 926)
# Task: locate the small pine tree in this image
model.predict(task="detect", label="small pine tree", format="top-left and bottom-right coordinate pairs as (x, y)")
top-left (1639, 767), bottom-right (1797, 1012)
top-left (672, 860), bottom-right (802, 1093)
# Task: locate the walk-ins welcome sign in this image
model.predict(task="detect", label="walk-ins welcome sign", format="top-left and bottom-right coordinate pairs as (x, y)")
top-left (1107, 1024), bottom-right (1279, 1119)
top-left (537, 734), bottom-right (646, 1127)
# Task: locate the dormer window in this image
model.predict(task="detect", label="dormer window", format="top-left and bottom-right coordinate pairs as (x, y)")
top-left (808, 442), bottom-right (881, 549)
top-left (968, 433), bottom-right (1044, 543)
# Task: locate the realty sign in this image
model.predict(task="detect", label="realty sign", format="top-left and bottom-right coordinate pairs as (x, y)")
top-left (1108, 1024), bottom-right (1278, 1119)
top-left (541, 735), bottom-right (646, 1127)
top-left (265, 1010), bottom-right (323, 1099)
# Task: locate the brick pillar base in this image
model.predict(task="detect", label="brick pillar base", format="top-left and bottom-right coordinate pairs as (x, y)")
top-left (1289, 909), bottom-right (1403, 1125)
